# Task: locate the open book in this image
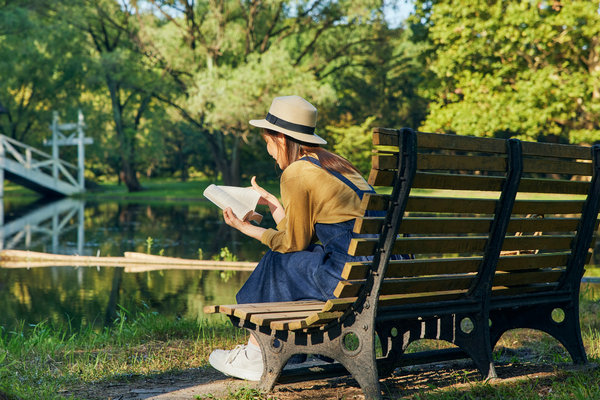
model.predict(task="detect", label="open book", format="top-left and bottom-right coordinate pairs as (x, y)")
top-left (203, 184), bottom-right (263, 223)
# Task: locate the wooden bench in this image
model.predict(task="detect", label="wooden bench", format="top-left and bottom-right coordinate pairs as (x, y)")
top-left (204, 128), bottom-right (600, 399)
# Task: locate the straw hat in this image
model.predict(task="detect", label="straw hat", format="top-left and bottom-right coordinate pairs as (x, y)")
top-left (249, 95), bottom-right (327, 145)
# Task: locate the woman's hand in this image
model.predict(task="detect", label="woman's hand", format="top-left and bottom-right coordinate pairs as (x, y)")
top-left (223, 207), bottom-right (266, 241)
top-left (222, 207), bottom-right (247, 231)
top-left (251, 176), bottom-right (285, 224)
top-left (251, 176), bottom-right (278, 205)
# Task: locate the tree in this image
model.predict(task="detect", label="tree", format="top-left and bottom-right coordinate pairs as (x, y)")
top-left (321, 16), bottom-right (431, 164)
top-left (44, 0), bottom-right (169, 191)
top-left (131, 0), bottom-right (391, 185)
top-left (0, 2), bottom-right (86, 145)
top-left (414, 0), bottom-right (600, 144)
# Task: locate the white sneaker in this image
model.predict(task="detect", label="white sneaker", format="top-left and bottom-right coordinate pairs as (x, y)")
top-left (209, 344), bottom-right (263, 381)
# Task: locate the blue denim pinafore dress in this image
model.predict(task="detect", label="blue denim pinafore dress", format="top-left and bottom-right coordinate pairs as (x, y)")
top-left (236, 157), bottom-right (407, 304)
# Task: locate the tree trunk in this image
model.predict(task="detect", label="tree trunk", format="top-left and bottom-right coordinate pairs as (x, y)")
top-left (121, 158), bottom-right (142, 191)
top-left (205, 129), bottom-right (242, 186)
top-left (228, 134), bottom-right (241, 186)
top-left (106, 76), bottom-right (143, 192)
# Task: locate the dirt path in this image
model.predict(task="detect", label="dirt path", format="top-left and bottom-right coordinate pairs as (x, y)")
top-left (62, 359), bottom-right (576, 400)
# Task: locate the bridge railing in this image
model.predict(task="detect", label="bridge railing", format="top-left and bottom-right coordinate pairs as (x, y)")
top-left (0, 134), bottom-right (80, 188)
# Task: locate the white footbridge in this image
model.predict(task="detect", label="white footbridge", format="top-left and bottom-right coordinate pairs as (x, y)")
top-left (0, 110), bottom-right (92, 197)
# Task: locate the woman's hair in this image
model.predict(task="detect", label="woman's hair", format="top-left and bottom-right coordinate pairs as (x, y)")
top-left (262, 128), bottom-right (361, 175)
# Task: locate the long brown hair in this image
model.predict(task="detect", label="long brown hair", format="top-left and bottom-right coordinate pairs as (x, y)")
top-left (263, 128), bottom-right (361, 175)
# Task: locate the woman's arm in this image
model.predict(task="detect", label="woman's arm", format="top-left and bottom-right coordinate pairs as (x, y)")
top-left (223, 207), bottom-right (266, 241)
top-left (251, 176), bottom-right (285, 225)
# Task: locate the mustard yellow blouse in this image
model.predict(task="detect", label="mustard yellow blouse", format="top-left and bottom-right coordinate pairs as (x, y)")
top-left (260, 158), bottom-right (371, 253)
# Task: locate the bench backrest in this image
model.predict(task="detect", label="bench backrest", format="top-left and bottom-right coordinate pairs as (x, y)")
top-left (493, 135), bottom-right (599, 297)
top-left (332, 128), bottom-right (600, 314)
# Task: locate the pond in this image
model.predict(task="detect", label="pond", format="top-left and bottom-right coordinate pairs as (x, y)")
top-left (1, 197), bottom-right (599, 332)
top-left (0, 197), bottom-right (270, 332)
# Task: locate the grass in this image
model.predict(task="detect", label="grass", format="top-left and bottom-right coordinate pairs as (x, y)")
top-left (0, 309), bottom-right (248, 400)
top-left (1, 294), bottom-right (599, 400)
top-left (405, 369), bottom-right (600, 399)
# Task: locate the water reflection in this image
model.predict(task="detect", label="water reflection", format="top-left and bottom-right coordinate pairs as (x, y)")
top-left (1, 197), bottom-right (270, 260)
top-left (0, 197), bottom-right (266, 331)
top-left (0, 198), bottom-right (84, 253)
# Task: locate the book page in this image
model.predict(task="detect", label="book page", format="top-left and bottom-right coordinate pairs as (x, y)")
top-left (203, 184), bottom-right (262, 223)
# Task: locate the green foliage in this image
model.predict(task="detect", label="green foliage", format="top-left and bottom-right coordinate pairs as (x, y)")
top-left (146, 236), bottom-right (154, 254)
top-left (212, 247), bottom-right (237, 282)
top-left (328, 116), bottom-right (376, 175)
top-left (0, 2), bottom-right (87, 143)
top-left (212, 247), bottom-right (238, 263)
top-left (417, 0), bottom-right (600, 144)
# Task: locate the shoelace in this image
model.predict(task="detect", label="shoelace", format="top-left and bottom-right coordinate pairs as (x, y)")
top-left (225, 344), bottom-right (247, 364)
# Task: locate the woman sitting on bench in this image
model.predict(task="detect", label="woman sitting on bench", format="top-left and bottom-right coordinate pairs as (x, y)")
top-left (209, 95), bottom-right (407, 381)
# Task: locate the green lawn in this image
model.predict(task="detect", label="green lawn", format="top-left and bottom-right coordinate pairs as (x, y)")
top-left (2, 178), bottom-right (282, 204)
top-left (0, 292), bottom-right (599, 399)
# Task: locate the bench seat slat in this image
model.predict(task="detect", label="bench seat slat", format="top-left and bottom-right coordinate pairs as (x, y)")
top-left (497, 252), bottom-right (575, 270)
top-left (250, 310), bottom-right (324, 326)
top-left (335, 268), bottom-right (564, 301)
top-left (362, 194), bottom-right (586, 215)
top-left (349, 235), bottom-right (575, 257)
top-left (375, 153), bottom-right (593, 176)
top-left (334, 275), bottom-right (475, 298)
top-left (353, 216), bottom-right (584, 235)
top-left (493, 270), bottom-right (564, 286)
top-left (355, 217), bottom-right (494, 235)
top-left (270, 311), bottom-right (344, 331)
top-left (202, 301), bottom-right (325, 315)
top-left (491, 283), bottom-right (560, 297)
top-left (327, 283), bottom-right (560, 312)
top-left (505, 218), bottom-right (587, 233)
top-left (374, 153), bottom-right (507, 172)
top-left (374, 129), bottom-right (507, 153)
top-left (341, 252), bottom-right (577, 280)
top-left (373, 129), bottom-right (592, 159)
top-left (342, 257), bottom-right (483, 280)
top-left (349, 237), bottom-right (488, 256)
top-left (370, 171), bottom-right (506, 191)
top-left (522, 158), bottom-right (592, 176)
top-left (518, 178), bottom-right (590, 195)
top-left (363, 194), bottom-right (499, 214)
top-left (502, 235), bottom-right (574, 251)
top-left (371, 171), bottom-right (591, 194)
top-left (406, 196), bottom-right (497, 214)
top-left (512, 200), bottom-right (586, 214)
top-left (324, 291), bottom-right (468, 312)
top-left (520, 141), bottom-right (593, 160)
top-left (269, 319), bottom-right (308, 331)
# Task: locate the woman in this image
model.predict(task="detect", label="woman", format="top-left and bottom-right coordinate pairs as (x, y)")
top-left (209, 95), bottom-right (397, 381)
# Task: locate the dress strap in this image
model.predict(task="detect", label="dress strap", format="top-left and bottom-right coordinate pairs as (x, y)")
top-left (300, 156), bottom-right (375, 200)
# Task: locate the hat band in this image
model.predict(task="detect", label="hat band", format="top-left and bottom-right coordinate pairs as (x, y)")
top-left (266, 113), bottom-right (315, 135)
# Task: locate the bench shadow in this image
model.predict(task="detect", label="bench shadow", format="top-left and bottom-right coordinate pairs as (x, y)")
top-left (273, 359), bottom-right (561, 399)
top-left (62, 358), bottom-right (578, 400)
